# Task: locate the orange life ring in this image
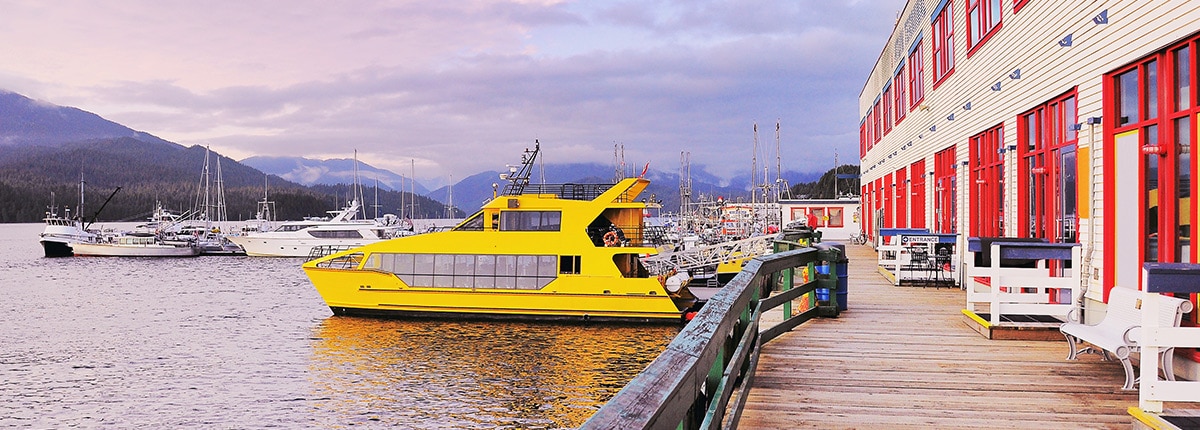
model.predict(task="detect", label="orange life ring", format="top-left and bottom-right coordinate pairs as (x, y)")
top-left (603, 231), bottom-right (619, 246)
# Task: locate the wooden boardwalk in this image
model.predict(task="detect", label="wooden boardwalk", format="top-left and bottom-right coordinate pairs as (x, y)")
top-left (739, 243), bottom-right (1141, 429)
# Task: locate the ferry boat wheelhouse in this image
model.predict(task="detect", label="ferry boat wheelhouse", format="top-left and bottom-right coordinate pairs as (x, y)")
top-left (303, 145), bottom-right (696, 322)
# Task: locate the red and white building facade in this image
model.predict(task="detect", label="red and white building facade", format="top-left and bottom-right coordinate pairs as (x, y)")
top-left (860, 0), bottom-right (1199, 368)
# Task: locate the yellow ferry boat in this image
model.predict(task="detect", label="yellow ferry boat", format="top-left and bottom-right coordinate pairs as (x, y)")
top-left (303, 144), bottom-right (696, 323)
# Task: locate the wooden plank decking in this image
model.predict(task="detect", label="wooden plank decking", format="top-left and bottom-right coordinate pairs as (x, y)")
top-left (739, 243), bottom-right (1143, 429)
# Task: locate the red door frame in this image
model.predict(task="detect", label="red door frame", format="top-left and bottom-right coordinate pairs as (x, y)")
top-left (895, 166), bottom-right (908, 228)
top-left (1103, 35), bottom-right (1200, 329)
top-left (910, 159), bottom-right (927, 229)
top-left (934, 146), bottom-right (958, 233)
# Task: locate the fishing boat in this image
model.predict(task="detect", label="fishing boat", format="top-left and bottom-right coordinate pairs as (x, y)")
top-left (39, 211), bottom-right (95, 258)
top-left (72, 234), bottom-right (200, 257)
top-left (38, 179), bottom-right (120, 257)
top-left (303, 143), bottom-right (697, 323)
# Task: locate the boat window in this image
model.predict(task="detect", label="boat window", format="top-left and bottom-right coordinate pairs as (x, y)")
top-left (516, 255), bottom-right (539, 277)
top-left (278, 224), bottom-right (315, 232)
top-left (538, 255), bottom-right (556, 277)
top-left (433, 254), bottom-right (455, 287)
top-left (475, 256), bottom-right (497, 288)
top-left (366, 252), bottom-right (557, 290)
top-left (453, 255), bottom-right (476, 288)
top-left (499, 211), bottom-right (562, 231)
top-left (453, 211), bottom-right (486, 231)
top-left (364, 254), bottom-right (382, 270)
top-left (309, 229), bottom-right (364, 239)
top-left (560, 255), bottom-right (581, 274)
top-left (396, 253), bottom-right (415, 274)
top-left (496, 255), bottom-right (517, 276)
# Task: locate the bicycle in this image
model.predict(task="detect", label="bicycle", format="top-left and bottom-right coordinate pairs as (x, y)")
top-left (848, 231), bottom-right (868, 245)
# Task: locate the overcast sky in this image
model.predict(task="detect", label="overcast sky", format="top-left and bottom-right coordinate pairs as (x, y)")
top-left (0, 0), bottom-right (906, 184)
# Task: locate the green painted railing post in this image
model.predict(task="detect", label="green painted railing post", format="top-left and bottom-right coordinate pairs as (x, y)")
top-left (774, 240), bottom-right (794, 318)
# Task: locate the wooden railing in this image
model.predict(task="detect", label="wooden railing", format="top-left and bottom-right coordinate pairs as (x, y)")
top-left (583, 235), bottom-right (843, 429)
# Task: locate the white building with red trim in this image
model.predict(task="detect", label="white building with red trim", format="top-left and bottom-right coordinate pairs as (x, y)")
top-left (860, 0), bottom-right (1199, 378)
top-left (779, 198), bottom-right (861, 240)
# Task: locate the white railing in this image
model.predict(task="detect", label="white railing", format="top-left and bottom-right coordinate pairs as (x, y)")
top-left (965, 241), bottom-right (1081, 325)
top-left (1138, 263), bottom-right (1200, 413)
top-left (642, 234), bottom-right (776, 275)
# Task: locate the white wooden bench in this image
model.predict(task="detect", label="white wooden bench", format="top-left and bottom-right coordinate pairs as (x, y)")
top-left (1059, 286), bottom-right (1193, 390)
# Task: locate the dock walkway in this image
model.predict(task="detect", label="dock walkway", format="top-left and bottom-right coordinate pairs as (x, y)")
top-left (739, 243), bottom-right (1140, 429)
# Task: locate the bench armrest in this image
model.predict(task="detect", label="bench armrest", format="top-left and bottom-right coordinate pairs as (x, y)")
top-left (1122, 325), bottom-right (1141, 346)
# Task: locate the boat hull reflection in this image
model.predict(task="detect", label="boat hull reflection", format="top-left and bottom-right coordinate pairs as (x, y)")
top-left (309, 316), bottom-right (677, 428)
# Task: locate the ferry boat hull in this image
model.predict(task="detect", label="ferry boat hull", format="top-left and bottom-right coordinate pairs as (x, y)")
top-left (306, 264), bottom-right (687, 323)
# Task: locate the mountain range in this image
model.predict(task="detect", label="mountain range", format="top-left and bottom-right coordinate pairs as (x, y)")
top-left (0, 90), bottom-right (452, 222)
top-left (0, 89), bottom-right (833, 222)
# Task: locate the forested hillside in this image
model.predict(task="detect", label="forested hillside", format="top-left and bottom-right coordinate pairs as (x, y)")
top-left (0, 138), bottom-right (451, 223)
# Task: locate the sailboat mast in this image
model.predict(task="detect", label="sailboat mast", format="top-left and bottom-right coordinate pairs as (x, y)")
top-left (373, 176), bottom-right (380, 219)
top-left (447, 174), bottom-right (454, 218)
top-left (751, 122), bottom-right (759, 205)
top-left (411, 159), bottom-right (417, 219)
top-left (834, 150), bottom-right (840, 199)
top-left (78, 173), bottom-right (85, 220)
top-left (775, 120), bottom-right (782, 203)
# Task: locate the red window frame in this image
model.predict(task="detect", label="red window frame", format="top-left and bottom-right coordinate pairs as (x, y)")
top-left (828, 207), bottom-right (845, 228)
top-left (859, 121), bottom-right (866, 157)
top-left (934, 146), bottom-right (958, 233)
top-left (1103, 34), bottom-right (1200, 328)
top-left (1014, 0), bottom-right (1030, 14)
top-left (966, 0), bottom-right (1002, 57)
top-left (969, 124), bottom-right (1005, 237)
top-left (908, 39), bottom-right (925, 110)
top-left (883, 85), bottom-right (893, 136)
top-left (895, 66), bottom-right (907, 125)
top-left (1018, 90), bottom-right (1078, 242)
top-left (931, 1), bottom-right (955, 88)
top-left (873, 100), bottom-right (882, 144)
top-left (910, 159), bottom-right (927, 229)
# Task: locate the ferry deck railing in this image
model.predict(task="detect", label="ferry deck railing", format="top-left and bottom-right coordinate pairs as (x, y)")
top-left (583, 231), bottom-right (843, 429)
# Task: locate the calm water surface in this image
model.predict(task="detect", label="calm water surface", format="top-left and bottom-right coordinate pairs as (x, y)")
top-left (0, 223), bottom-right (677, 428)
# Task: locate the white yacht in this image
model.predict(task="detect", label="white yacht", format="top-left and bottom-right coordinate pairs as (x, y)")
top-left (228, 200), bottom-right (410, 257)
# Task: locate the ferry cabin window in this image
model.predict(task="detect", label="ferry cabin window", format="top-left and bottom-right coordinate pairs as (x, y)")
top-left (560, 255), bottom-right (581, 274)
top-left (454, 211), bottom-right (485, 231)
top-left (371, 252), bottom-right (558, 290)
top-left (500, 211), bottom-right (562, 231)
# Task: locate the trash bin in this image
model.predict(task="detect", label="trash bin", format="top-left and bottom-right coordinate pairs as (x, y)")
top-left (814, 243), bottom-right (849, 311)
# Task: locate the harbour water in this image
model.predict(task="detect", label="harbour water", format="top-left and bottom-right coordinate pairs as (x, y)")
top-left (0, 223), bottom-right (678, 428)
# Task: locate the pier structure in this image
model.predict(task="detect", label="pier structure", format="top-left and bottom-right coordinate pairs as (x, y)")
top-left (589, 243), bottom-right (1196, 428)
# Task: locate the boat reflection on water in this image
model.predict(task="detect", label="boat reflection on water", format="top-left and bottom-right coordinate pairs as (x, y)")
top-left (308, 316), bottom-right (678, 428)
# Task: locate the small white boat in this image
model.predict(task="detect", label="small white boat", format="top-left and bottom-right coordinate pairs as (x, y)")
top-left (72, 234), bottom-right (200, 257)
